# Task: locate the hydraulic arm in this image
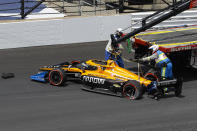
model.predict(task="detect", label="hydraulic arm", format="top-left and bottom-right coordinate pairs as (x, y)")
top-left (115, 0), bottom-right (197, 44)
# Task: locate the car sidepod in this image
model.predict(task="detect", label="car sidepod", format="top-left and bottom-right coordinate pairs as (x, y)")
top-left (81, 75), bottom-right (126, 96)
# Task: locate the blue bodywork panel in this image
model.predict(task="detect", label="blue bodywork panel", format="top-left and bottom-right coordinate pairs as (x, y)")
top-left (30, 71), bottom-right (48, 82)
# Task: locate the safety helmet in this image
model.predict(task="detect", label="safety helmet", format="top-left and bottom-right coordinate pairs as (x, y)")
top-left (149, 44), bottom-right (159, 53)
top-left (116, 28), bottom-right (123, 36)
top-left (116, 28), bottom-right (123, 33)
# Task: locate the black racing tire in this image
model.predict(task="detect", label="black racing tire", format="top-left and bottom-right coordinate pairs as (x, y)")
top-left (175, 77), bottom-right (183, 97)
top-left (122, 80), bottom-right (144, 100)
top-left (49, 69), bottom-right (67, 86)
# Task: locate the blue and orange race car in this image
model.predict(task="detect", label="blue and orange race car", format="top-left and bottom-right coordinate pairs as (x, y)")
top-left (31, 59), bottom-right (182, 100)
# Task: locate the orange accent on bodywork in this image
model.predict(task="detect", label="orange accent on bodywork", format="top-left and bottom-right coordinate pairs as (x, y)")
top-left (39, 59), bottom-right (152, 87)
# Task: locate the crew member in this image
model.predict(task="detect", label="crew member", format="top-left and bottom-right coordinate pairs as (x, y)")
top-left (140, 44), bottom-right (173, 80)
top-left (105, 28), bottom-right (125, 68)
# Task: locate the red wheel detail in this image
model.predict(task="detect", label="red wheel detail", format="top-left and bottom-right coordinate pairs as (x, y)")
top-left (49, 70), bottom-right (64, 86)
top-left (123, 83), bottom-right (137, 100)
top-left (71, 60), bottom-right (80, 64)
top-left (144, 73), bottom-right (159, 81)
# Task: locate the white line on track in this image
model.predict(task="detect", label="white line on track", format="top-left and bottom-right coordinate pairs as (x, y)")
top-left (0, 18), bottom-right (64, 25)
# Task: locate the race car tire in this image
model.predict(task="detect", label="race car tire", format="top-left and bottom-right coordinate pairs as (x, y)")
top-left (144, 70), bottom-right (160, 95)
top-left (122, 80), bottom-right (144, 100)
top-left (174, 77), bottom-right (183, 96)
top-left (49, 69), bottom-right (67, 86)
top-left (144, 69), bottom-right (160, 81)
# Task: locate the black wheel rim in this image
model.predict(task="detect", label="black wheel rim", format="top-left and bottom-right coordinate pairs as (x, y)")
top-left (51, 71), bottom-right (61, 84)
top-left (125, 85), bottom-right (136, 99)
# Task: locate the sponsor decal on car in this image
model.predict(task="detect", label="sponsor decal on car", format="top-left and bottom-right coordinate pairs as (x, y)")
top-left (82, 76), bottom-right (105, 84)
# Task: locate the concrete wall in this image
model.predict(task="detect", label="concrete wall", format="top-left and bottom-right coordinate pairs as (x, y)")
top-left (0, 14), bottom-right (132, 49)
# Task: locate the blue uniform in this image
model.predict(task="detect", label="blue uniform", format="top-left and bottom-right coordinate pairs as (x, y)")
top-left (105, 34), bottom-right (124, 68)
top-left (105, 51), bottom-right (124, 68)
top-left (142, 50), bottom-right (173, 79)
top-left (155, 50), bottom-right (173, 79)
top-left (142, 49), bottom-right (173, 95)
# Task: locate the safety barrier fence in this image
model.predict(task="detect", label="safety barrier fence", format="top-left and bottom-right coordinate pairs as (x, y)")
top-left (0, 0), bottom-right (185, 20)
top-left (0, 0), bottom-right (63, 20)
top-left (0, 0), bottom-right (118, 20)
top-left (131, 10), bottom-right (197, 29)
top-left (0, 0), bottom-right (21, 19)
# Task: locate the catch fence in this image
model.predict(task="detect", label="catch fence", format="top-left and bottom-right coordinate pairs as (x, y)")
top-left (0, 0), bottom-right (118, 20)
top-left (0, 0), bottom-right (191, 20)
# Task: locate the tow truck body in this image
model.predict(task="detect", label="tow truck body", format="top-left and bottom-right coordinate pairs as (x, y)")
top-left (112, 0), bottom-right (197, 75)
top-left (134, 26), bottom-right (197, 70)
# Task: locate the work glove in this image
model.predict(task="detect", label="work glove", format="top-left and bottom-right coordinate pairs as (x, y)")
top-left (111, 50), bottom-right (121, 56)
top-left (129, 58), bottom-right (139, 62)
top-left (138, 58), bottom-right (144, 62)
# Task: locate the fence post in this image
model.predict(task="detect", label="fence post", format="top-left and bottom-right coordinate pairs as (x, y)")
top-left (93, 0), bottom-right (96, 15)
top-left (119, 0), bottom-right (124, 13)
top-left (63, 0), bottom-right (65, 13)
top-left (20, 0), bottom-right (25, 19)
top-left (22, 0), bottom-right (45, 19)
top-left (79, 0), bottom-right (82, 16)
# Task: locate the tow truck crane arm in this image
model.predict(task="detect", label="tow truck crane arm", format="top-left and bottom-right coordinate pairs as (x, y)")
top-left (115, 0), bottom-right (197, 44)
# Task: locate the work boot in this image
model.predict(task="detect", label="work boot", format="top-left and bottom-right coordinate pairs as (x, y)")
top-left (148, 81), bottom-right (157, 95)
top-left (163, 87), bottom-right (169, 95)
top-left (153, 89), bottom-right (162, 100)
top-left (161, 77), bottom-right (167, 81)
top-left (148, 81), bottom-right (161, 100)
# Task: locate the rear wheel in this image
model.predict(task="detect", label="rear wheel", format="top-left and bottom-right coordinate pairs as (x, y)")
top-left (49, 69), bottom-right (67, 86)
top-left (144, 69), bottom-right (160, 95)
top-left (122, 81), bottom-right (143, 100)
top-left (144, 68), bottom-right (160, 81)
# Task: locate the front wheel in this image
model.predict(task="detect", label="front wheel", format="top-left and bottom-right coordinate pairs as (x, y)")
top-left (49, 69), bottom-right (67, 86)
top-left (122, 80), bottom-right (144, 100)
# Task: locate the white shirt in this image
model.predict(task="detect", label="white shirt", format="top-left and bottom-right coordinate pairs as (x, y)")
top-left (105, 39), bottom-right (124, 53)
top-left (105, 39), bottom-right (113, 52)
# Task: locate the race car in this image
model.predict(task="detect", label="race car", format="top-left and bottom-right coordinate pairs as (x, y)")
top-left (30, 59), bottom-right (182, 100)
top-left (30, 59), bottom-right (154, 99)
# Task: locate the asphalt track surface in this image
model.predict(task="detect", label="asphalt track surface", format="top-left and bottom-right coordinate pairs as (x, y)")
top-left (0, 41), bottom-right (197, 131)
